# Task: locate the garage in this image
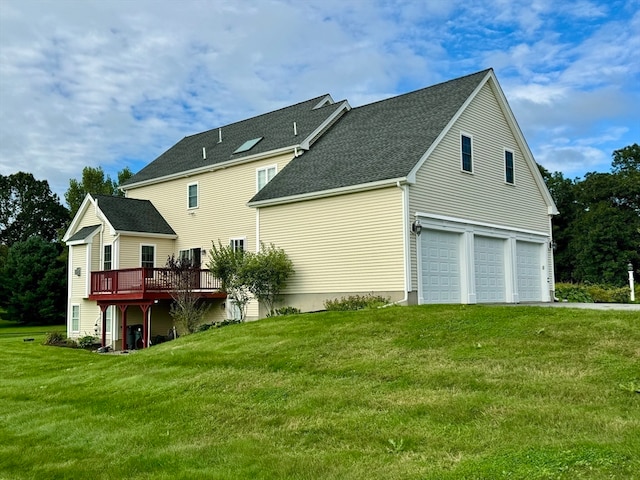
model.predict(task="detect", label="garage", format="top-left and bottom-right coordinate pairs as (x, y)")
top-left (474, 236), bottom-right (506, 303)
top-left (420, 229), bottom-right (462, 303)
top-left (516, 241), bottom-right (543, 302)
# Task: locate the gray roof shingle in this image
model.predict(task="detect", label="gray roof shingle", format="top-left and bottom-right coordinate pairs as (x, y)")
top-left (250, 69), bottom-right (491, 203)
top-left (66, 224), bottom-right (101, 243)
top-left (123, 95), bottom-right (344, 186)
top-left (94, 195), bottom-right (176, 235)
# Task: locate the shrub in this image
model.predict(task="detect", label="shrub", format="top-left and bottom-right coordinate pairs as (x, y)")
top-left (42, 331), bottom-right (65, 345)
top-left (324, 293), bottom-right (390, 311)
top-left (554, 283), bottom-right (593, 303)
top-left (556, 282), bottom-right (632, 303)
top-left (78, 335), bottom-right (98, 349)
top-left (273, 306), bottom-right (301, 316)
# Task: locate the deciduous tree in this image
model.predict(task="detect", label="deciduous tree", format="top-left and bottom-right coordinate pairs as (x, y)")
top-left (65, 166), bottom-right (133, 217)
top-left (0, 172), bottom-right (69, 246)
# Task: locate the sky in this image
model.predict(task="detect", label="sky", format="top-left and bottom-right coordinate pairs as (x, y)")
top-left (1, 0), bottom-right (638, 203)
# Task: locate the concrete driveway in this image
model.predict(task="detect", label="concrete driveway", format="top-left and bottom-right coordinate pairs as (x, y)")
top-left (523, 302), bottom-right (640, 311)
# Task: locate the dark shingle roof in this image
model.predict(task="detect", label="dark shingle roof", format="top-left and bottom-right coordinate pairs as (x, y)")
top-left (66, 224), bottom-right (101, 243)
top-left (94, 195), bottom-right (175, 235)
top-left (250, 69), bottom-right (491, 203)
top-left (123, 95), bottom-right (344, 186)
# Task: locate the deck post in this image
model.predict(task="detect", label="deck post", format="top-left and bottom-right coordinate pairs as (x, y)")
top-left (118, 304), bottom-right (128, 350)
top-left (99, 304), bottom-right (109, 347)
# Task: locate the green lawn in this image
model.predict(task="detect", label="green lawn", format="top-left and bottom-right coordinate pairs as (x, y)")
top-left (0, 305), bottom-right (638, 479)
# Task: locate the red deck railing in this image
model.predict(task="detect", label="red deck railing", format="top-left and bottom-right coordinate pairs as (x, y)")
top-left (90, 268), bottom-right (222, 297)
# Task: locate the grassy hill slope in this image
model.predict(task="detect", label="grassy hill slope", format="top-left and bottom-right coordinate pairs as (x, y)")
top-left (1, 305), bottom-right (639, 479)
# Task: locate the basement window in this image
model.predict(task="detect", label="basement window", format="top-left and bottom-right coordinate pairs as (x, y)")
top-left (234, 137), bottom-right (263, 154)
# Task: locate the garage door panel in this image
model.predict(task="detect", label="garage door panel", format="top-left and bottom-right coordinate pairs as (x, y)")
top-left (421, 230), bottom-right (461, 304)
top-left (516, 241), bottom-right (542, 302)
top-left (474, 236), bottom-right (506, 303)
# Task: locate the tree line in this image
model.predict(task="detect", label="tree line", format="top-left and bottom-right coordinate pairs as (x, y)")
top-left (1, 144), bottom-right (638, 324)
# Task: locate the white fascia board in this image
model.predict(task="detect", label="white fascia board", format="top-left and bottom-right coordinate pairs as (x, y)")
top-left (416, 212), bottom-right (550, 238)
top-left (248, 177), bottom-right (408, 208)
top-left (62, 194), bottom-right (96, 242)
top-left (122, 145), bottom-right (300, 191)
top-left (313, 94), bottom-right (335, 109)
top-left (114, 230), bottom-right (177, 239)
top-left (300, 101), bottom-right (351, 150)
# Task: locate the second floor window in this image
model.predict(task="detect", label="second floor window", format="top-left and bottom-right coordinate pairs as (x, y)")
top-left (141, 245), bottom-right (155, 269)
top-left (505, 150), bottom-right (514, 184)
top-left (257, 165), bottom-right (276, 191)
top-left (461, 134), bottom-right (473, 172)
top-left (103, 245), bottom-right (112, 271)
top-left (188, 183), bottom-right (198, 209)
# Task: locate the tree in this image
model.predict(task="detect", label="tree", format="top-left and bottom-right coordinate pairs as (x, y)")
top-left (208, 242), bottom-right (253, 321)
top-left (65, 166), bottom-right (133, 217)
top-left (166, 254), bottom-right (209, 334)
top-left (0, 172), bottom-right (69, 246)
top-left (248, 242), bottom-right (294, 316)
top-left (1, 236), bottom-right (66, 325)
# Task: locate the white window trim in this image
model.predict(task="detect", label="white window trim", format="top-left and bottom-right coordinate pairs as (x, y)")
top-left (504, 148), bottom-right (515, 185)
top-left (103, 243), bottom-right (113, 271)
top-left (460, 132), bottom-right (474, 174)
top-left (229, 237), bottom-right (246, 252)
top-left (140, 244), bottom-right (156, 268)
top-left (70, 304), bottom-right (80, 333)
top-left (187, 182), bottom-right (199, 209)
top-left (256, 164), bottom-right (277, 192)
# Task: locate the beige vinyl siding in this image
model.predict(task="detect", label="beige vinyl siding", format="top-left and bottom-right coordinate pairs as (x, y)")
top-left (118, 236), bottom-right (175, 269)
top-left (410, 82), bottom-right (549, 232)
top-left (259, 187), bottom-right (405, 294)
top-left (70, 244), bottom-right (88, 299)
top-left (126, 152), bottom-right (296, 257)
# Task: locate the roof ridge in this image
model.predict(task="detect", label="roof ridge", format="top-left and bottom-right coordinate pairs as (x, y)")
top-left (350, 68), bottom-right (492, 111)
top-left (184, 94), bottom-right (333, 140)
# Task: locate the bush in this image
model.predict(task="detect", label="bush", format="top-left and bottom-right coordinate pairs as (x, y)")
top-left (324, 294), bottom-right (390, 311)
top-left (77, 335), bottom-right (98, 349)
top-left (555, 282), bottom-right (633, 303)
top-left (42, 331), bottom-right (65, 345)
top-left (273, 306), bottom-right (301, 316)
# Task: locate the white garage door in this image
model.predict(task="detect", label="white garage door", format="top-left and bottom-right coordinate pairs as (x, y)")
top-left (474, 236), bottom-right (506, 303)
top-left (421, 229), bottom-right (461, 303)
top-left (516, 241), bottom-right (542, 301)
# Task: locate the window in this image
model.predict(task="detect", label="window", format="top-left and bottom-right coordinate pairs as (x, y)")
top-left (105, 306), bottom-right (114, 334)
top-left (141, 245), bottom-right (155, 268)
top-left (179, 248), bottom-right (202, 267)
top-left (461, 134), bottom-right (473, 172)
top-left (188, 183), bottom-right (198, 209)
top-left (71, 305), bottom-right (80, 332)
top-left (103, 245), bottom-right (112, 271)
top-left (257, 165), bottom-right (277, 191)
top-left (505, 150), bottom-right (514, 184)
top-left (230, 238), bottom-right (245, 252)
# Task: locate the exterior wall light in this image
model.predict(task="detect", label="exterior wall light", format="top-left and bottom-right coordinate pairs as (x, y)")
top-left (74, 267), bottom-right (81, 276)
top-left (411, 219), bottom-right (422, 235)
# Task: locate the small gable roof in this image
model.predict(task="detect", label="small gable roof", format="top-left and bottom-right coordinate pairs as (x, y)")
top-left (123, 95), bottom-right (349, 188)
top-left (249, 69), bottom-right (491, 204)
top-left (93, 195), bottom-right (176, 236)
top-left (66, 224), bottom-right (101, 244)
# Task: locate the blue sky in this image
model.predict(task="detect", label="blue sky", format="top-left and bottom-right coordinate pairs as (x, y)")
top-left (1, 0), bottom-right (638, 201)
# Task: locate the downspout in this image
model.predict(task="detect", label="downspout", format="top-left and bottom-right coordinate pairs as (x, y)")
top-left (388, 181), bottom-right (409, 306)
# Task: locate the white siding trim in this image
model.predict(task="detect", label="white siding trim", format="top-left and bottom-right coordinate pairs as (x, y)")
top-left (401, 184), bottom-right (411, 292)
top-left (416, 212), bottom-right (549, 238)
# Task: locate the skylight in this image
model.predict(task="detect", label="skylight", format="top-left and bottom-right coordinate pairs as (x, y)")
top-left (233, 137), bottom-right (263, 154)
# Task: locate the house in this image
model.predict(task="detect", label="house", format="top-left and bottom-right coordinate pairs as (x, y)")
top-left (63, 68), bottom-right (558, 349)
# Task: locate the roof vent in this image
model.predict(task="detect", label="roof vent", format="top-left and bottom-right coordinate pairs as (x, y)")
top-left (293, 121), bottom-right (297, 136)
top-left (218, 127), bottom-right (222, 143)
top-left (202, 147), bottom-right (206, 160)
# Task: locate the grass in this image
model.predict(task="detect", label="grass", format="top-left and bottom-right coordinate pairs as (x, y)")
top-left (0, 305), bottom-right (638, 479)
